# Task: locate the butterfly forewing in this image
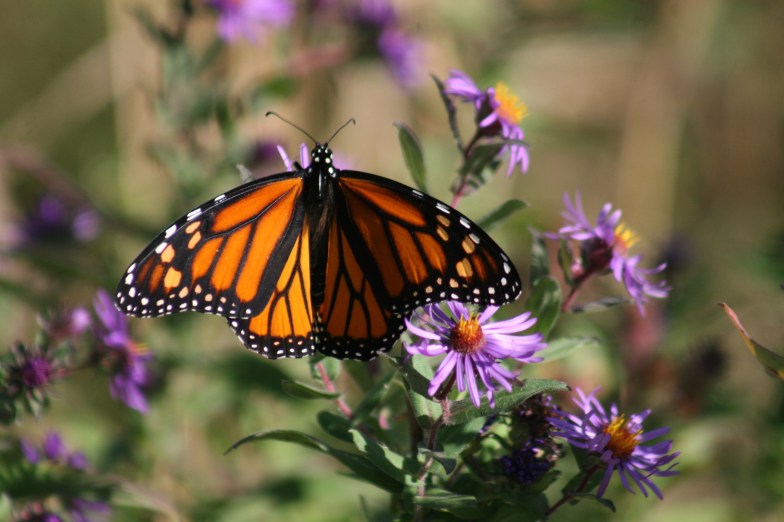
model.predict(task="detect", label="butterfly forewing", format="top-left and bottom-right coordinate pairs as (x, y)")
top-left (116, 173), bottom-right (304, 320)
top-left (336, 172), bottom-right (522, 314)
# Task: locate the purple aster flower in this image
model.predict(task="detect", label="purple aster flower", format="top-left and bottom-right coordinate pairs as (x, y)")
top-left (549, 387), bottom-right (680, 499)
top-left (94, 289), bottom-right (152, 413)
top-left (208, 0), bottom-right (294, 44)
top-left (4, 343), bottom-right (61, 397)
top-left (555, 192), bottom-right (669, 314)
top-left (443, 69), bottom-right (530, 176)
top-left (12, 195), bottom-right (99, 247)
top-left (405, 302), bottom-right (546, 408)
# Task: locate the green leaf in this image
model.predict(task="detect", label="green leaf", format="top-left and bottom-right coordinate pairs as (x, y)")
top-left (445, 378), bottom-right (569, 426)
top-left (281, 380), bottom-right (341, 400)
top-left (352, 370), bottom-right (395, 422)
top-left (568, 492), bottom-right (616, 512)
top-left (226, 429), bottom-right (402, 493)
top-left (432, 74), bottom-right (463, 151)
top-left (436, 416), bottom-right (487, 458)
top-left (557, 239), bottom-right (575, 286)
top-left (523, 276), bottom-right (562, 337)
top-left (454, 143), bottom-right (504, 192)
top-left (412, 489), bottom-right (481, 519)
top-left (397, 354), bottom-right (442, 430)
top-left (721, 302), bottom-right (784, 380)
top-left (226, 429), bottom-right (330, 454)
top-left (541, 337), bottom-right (600, 363)
top-left (417, 445), bottom-right (457, 474)
top-left (395, 123), bottom-right (427, 193)
top-left (342, 360), bottom-right (374, 391)
top-left (477, 199), bottom-right (528, 231)
top-left (489, 494), bottom-right (548, 522)
top-left (317, 411), bottom-right (354, 443)
top-left (528, 228), bottom-right (550, 286)
top-left (350, 429), bottom-right (419, 483)
top-left (569, 297), bottom-right (629, 314)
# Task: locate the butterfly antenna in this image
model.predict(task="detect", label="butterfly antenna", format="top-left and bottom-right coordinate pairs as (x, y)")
top-left (265, 111), bottom-right (317, 145)
top-left (326, 118), bottom-right (356, 145)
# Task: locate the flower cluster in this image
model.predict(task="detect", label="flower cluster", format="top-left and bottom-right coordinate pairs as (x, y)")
top-left (17, 432), bottom-right (110, 522)
top-left (443, 69), bottom-right (530, 177)
top-left (1, 343), bottom-right (62, 419)
top-left (553, 192), bottom-right (669, 313)
top-left (406, 302), bottom-right (546, 408)
top-left (549, 387), bottom-right (680, 499)
top-left (497, 395), bottom-right (561, 486)
top-left (93, 290), bottom-right (153, 413)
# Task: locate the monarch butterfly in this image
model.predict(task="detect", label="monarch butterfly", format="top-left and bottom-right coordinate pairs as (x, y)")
top-left (115, 136), bottom-right (522, 360)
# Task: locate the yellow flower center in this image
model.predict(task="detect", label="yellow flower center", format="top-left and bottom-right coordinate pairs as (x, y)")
top-left (613, 222), bottom-right (639, 255)
top-left (449, 314), bottom-right (485, 354)
top-left (494, 82), bottom-right (529, 125)
top-left (602, 415), bottom-right (641, 460)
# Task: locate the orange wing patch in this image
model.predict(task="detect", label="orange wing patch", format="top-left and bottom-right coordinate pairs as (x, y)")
top-left (317, 220), bottom-right (405, 360)
top-left (116, 176), bottom-right (305, 319)
top-left (338, 174), bottom-right (521, 313)
top-left (227, 228), bottom-right (315, 359)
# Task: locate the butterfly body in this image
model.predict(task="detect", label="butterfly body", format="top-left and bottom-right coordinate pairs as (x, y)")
top-left (116, 144), bottom-right (521, 360)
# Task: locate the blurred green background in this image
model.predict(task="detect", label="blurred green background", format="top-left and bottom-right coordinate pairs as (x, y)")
top-left (1, 0), bottom-right (783, 520)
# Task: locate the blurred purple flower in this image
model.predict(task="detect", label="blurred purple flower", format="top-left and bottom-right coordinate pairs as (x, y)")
top-left (351, 0), bottom-right (422, 88)
top-left (208, 0), bottom-right (294, 43)
top-left (4, 343), bottom-right (61, 397)
top-left (12, 195), bottom-right (99, 247)
top-left (21, 439), bottom-right (40, 463)
top-left (549, 387), bottom-right (680, 499)
top-left (68, 499), bottom-right (110, 522)
top-left (39, 307), bottom-right (91, 342)
top-left (94, 289), bottom-right (152, 413)
top-left (21, 431), bottom-right (91, 471)
top-left (42, 431), bottom-right (67, 462)
top-left (555, 192), bottom-right (669, 313)
top-left (443, 69), bottom-right (530, 176)
top-left (405, 302), bottom-right (546, 408)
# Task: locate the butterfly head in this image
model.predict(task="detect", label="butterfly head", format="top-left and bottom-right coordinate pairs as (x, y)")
top-left (310, 144), bottom-right (338, 178)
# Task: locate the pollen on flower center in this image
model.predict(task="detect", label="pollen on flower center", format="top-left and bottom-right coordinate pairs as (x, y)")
top-left (449, 315), bottom-right (485, 354)
top-left (613, 222), bottom-right (639, 254)
top-left (603, 415), bottom-right (641, 459)
top-left (494, 82), bottom-right (528, 125)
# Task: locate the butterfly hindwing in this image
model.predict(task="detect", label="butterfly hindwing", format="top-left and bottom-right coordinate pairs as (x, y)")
top-left (315, 218), bottom-right (407, 360)
top-left (116, 173), bottom-right (305, 320)
top-left (336, 171), bottom-right (522, 315)
top-left (226, 225), bottom-right (316, 359)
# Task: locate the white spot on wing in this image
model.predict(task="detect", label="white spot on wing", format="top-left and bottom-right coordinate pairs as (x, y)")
top-left (165, 225), bottom-right (177, 238)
